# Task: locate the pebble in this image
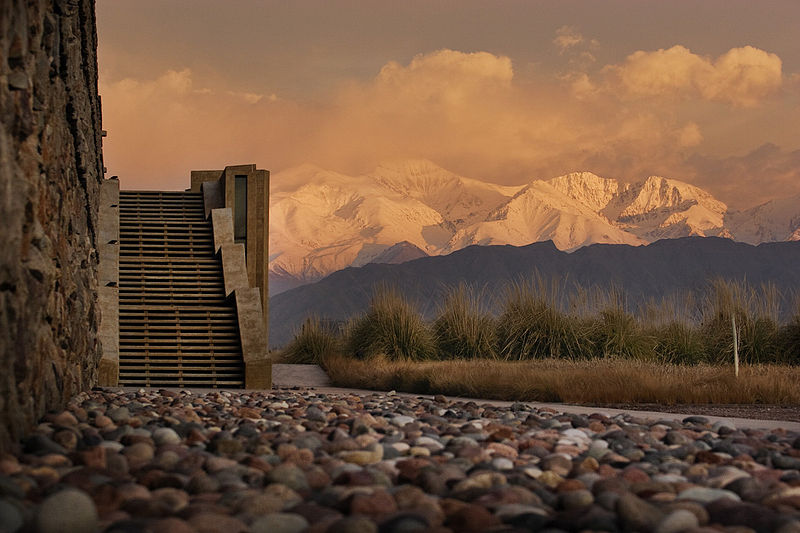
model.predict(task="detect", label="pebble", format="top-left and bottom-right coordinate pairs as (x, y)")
top-left (251, 512), bottom-right (309, 533)
top-left (655, 508), bottom-right (699, 533)
top-left (0, 499), bottom-right (23, 533)
top-left (153, 427), bottom-right (182, 446)
top-left (677, 486), bottom-right (741, 503)
top-left (617, 492), bottom-right (664, 531)
top-left (0, 388), bottom-right (795, 532)
top-left (559, 488), bottom-right (594, 510)
top-left (37, 488), bottom-right (98, 533)
top-left (267, 463), bottom-right (310, 492)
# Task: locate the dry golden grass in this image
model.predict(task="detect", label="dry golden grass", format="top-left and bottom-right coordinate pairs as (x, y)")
top-left (323, 355), bottom-right (800, 405)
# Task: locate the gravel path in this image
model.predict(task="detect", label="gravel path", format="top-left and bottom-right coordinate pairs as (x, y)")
top-left (591, 404), bottom-right (800, 424)
top-left (2, 387), bottom-right (800, 532)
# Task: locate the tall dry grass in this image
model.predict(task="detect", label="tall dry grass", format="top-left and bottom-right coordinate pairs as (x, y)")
top-left (433, 284), bottom-right (497, 359)
top-left (323, 355), bottom-right (800, 405)
top-left (345, 285), bottom-right (436, 360)
top-left (700, 280), bottom-right (783, 365)
top-left (285, 277), bottom-right (800, 367)
top-left (279, 317), bottom-right (342, 364)
top-left (495, 277), bottom-right (591, 360)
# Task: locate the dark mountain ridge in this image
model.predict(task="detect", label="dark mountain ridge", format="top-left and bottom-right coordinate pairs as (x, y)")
top-left (268, 237), bottom-right (800, 347)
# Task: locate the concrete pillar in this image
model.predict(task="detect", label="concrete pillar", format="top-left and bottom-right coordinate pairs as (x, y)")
top-left (235, 288), bottom-right (271, 389)
top-left (97, 178), bottom-right (119, 386)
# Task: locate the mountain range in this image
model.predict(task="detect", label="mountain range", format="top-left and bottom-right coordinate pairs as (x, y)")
top-left (268, 237), bottom-right (800, 347)
top-left (269, 160), bottom-right (800, 294)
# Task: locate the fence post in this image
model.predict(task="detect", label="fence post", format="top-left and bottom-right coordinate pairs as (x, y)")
top-left (731, 314), bottom-right (739, 378)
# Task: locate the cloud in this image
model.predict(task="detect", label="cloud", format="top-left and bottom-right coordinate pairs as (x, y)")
top-left (100, 69), bottom-right (295, 189)
top-left (304, 49), bottom-right (700, 182)
top-left (100, 48), bottom-right (796, 210)
top-left (369, 50), bottom-right (513, 108)
top-left (604, 45), bottom-right (783, 107)
top-left (685, 143), bottom-right (800, 208)
top-left (553, 26), bottom-right (584, 53)
top-left (677, 122), bottom-right (703, 148)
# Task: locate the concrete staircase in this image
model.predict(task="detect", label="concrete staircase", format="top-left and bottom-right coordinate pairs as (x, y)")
top-left (118, 191), bottom-right (245, 387)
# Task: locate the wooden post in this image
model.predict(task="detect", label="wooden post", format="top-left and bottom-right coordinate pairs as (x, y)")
top-left (732, 314), bottom-right (739, 378)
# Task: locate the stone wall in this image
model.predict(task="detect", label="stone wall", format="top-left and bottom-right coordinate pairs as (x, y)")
top-left (0, 0), bottom-right (104, 451)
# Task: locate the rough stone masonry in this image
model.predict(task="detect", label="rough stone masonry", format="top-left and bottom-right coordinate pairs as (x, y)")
top-left (0, 0), bottom-right (105, 452)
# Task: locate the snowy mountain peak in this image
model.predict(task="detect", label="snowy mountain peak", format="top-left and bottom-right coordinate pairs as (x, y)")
top-left (270, 163), bottom-right (354, 195)
top-left (268, 161), bottom-right (798, 294)
top-left (547, 171), bottom-right (621, 213)
top-left (616, 176), bottom-right (726, 219)
top-left (369, 159), bottom-right (517, 227)
top-left (371, 159), bottom-right (461, 196)
top-left (725, 192), bottom-right (800, 243)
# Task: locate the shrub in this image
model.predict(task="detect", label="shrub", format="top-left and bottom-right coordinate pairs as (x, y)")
top-left (651, 321), bottom-right (707, 364)
top-left (590, 306), bottom-right (654, 360)
top-left (281, 317), bottom-right (342, 364)
top-left (778, 300), bottom-right (800, 364)
top-left (642, 292), bottom-right (706, 364)
top-left (496, 277), bottom-right (590, 360)
top-left (346, 286), bottom-right (436, 360)
top-left (701, 280), bottom-right (782, 365)
top-left (433, 285), bottom-right (497, 359)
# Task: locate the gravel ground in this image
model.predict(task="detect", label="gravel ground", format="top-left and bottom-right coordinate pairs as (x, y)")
top-left (1, 387), bottom-right (800, 532)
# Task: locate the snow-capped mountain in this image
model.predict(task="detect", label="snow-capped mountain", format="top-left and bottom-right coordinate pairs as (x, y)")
top-left (444, 178), bottom-right (643, 252)
top-left (724, 193), bottom-right (800, 244)
top-left (268, 160), bottom-right (800, 293)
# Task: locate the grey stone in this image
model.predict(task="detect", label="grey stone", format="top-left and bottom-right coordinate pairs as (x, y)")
top-left (391, 415), bottom-right (415, 427)
top-left (588, 440), bottom-right (610, 459)
top-left (267, 464), bottom-right (310, 492)
top-left (37, 489), bottom-right (98, 533)
top-left (0, 499), bottom-right (23, 533)
top-left (153, 427), bottom-right (182, 446)
top-left (0, 477), bottom-right (24, 499)
top-left (380, 513), bottom-right (429, 532)
top-left (251, 513), bottom-right (309, 533)
top-left (772, 452), bottom-right (800, 470)
top-left (712, 420), bottom-right (736, 434)
top-left (22, 435), bottom-right (66, 456)
top-left (706, 498), bottom-right (781, 532)
top-left (616, 493), bottom-right (664, 532)
top-left (559, 489), bottom-right (594, 510)
top-left (108, 407), bottom-right (131, 423)
top-left (677, 487), bottom-right (740, 503)
top-left (655, 509), bottom-right (699, 533)
top-left (327, 516), bottom-right (378, 533)
top-left (306, 406), bottom-right (327, 422)
top-left (491, 457), bottom-right (514, 471)
top-left (7, 71), bottom-right (29, 90)
top-left (665, 431), bottom-right (692, 446)
top-left (682, 416), bottom-right (710, 425)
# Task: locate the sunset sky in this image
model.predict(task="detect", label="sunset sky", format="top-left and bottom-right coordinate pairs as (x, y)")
top-left (96, 0), bottom-right (800, 209)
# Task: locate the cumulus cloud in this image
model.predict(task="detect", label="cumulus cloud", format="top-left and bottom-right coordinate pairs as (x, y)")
top-left (100, 69), bottom-right (298, 189)
top-left (303, 49), bottom-right (701, 182)
top-left (604, 45), bottom-right (783, 107)
top-left (100, 47), bottom-right (796, 209)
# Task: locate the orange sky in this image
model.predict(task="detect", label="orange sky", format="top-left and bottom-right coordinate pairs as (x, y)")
top-left (96, 0), bottom-right (800, 209)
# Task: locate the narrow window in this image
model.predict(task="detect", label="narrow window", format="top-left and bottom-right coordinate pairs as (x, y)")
top-left (234, 175), bottom-right (247, 243)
